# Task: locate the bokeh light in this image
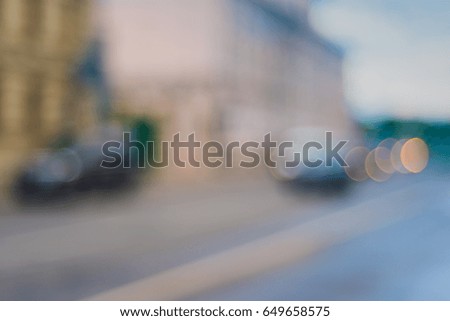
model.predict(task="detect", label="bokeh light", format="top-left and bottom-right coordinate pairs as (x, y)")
top-left (400, 138), bottom-right (429, 174)
top-left (344, 147), bottom-right (370, 182)
top-left (390, 139), bottom-right (410, 174)
top-left (374, 146), bottom-right (395, 174)
top-left (365, 149), bottom-right (391, 182)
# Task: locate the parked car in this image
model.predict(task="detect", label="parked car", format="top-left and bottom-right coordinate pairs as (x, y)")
top-left (13, 125), bottom-right (138, 202)
top-left (269, 126), bottom-right (359, 190)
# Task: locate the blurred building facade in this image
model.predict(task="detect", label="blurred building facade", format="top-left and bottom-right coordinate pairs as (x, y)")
top-left (0, 0), bottom-right (355, 189)
top-left (0, 0), bottom-right (91, 187)
top-left (99, 0), bottom-right (352, 178)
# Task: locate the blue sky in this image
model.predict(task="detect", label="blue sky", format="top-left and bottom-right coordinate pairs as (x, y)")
top-left (310, 0), bottom-right (450, 120)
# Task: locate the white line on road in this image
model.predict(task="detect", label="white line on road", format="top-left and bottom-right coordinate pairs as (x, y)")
top-left (90, 180), bottom-right (431, 300)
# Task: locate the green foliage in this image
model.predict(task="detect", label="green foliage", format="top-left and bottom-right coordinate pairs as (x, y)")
top-left (360, 119), bottom-right (450, 161)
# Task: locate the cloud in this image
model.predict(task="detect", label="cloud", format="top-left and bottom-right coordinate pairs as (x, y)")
top-left (310, 0), bottom-right (450, 119)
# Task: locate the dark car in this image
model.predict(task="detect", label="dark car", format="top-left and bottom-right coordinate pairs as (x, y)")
top-left (13, 125), bottom-right (137, 201)
top-left (269, 126), bottom-right (360, 190)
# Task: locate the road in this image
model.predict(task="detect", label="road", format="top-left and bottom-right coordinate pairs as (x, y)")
top-left (192, 171), bottom-right (450, 300)
top-left (0, 167), bottom-right (448, 300)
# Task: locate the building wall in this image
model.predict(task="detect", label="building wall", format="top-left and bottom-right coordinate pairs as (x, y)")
top-left (219, 0), bottom-right (351, 140)
top-left (99, 0), bottom-right (352, 180)
top-left (99, 0), bottom-right (227, 91)
top-left (0, 0), bottom-right (91, 187)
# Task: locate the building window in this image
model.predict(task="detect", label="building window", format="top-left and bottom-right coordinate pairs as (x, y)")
top-left (26, 73), bottom-right (43, 140)
top-left (0, 71), bottom-right (3, 135)
top-left (59, 0), bottom-right (83, 47)
top-left (23, 0), bottom-right (43, 40)
top-left (0, 0), bottom-right (4, 31)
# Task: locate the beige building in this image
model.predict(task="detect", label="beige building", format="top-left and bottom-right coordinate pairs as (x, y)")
top-left (99, 0), bottom-right (351, 141)
top-left (0, 0), bottom-right (91, 187)
top-left (98, 0), bottom-right (353, 180)
top-left (0, 0), bottom-right (353, 186)
top-left (0, 0), bottom-right (355, 185)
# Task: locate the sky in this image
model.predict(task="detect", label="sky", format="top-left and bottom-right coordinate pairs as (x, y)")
top-left (310, 0), bottom-right (450, 120)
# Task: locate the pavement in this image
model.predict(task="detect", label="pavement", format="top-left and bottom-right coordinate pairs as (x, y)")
top-left (0, 167), bottom-right (448, 300)
top-left (191, 173), bottom-right (450, 300)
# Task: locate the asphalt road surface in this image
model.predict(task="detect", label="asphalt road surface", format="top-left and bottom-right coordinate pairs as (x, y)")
top-left (0, 167), bottom-right (448, 300)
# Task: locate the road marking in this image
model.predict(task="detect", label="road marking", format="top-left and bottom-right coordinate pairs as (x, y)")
top-left (90, 180), bottom-right (430, 300)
